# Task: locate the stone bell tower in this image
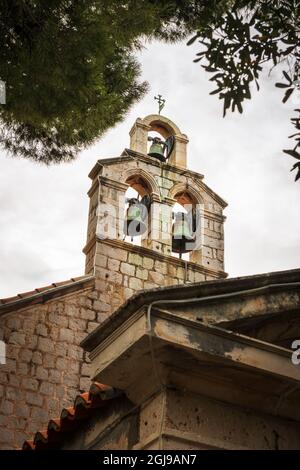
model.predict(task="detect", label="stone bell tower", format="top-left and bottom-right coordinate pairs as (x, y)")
top-left (83, 114), bottom-right (227, 319)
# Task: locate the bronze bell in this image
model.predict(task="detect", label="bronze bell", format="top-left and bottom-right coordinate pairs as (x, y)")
top-left (124, 196), bottom-right (150, 238)
top-left (148, 136), bottom-right (166, 162)
top-left (172, 212), bottom-right (195, 255)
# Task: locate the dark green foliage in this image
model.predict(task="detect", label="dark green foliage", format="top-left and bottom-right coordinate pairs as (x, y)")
top-left (2, 0), bottom-right (300, 176)
top-left (0, 0), bottom-right (200, 164)
top-left (188, 0), bottom-right (300, 181)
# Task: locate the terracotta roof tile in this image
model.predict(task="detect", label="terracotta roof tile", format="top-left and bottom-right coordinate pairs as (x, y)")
top-left (22, 382), bottom-right (123, 450)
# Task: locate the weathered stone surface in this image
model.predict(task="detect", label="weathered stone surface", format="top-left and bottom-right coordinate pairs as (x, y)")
top-left (120, 262), bottom-right (135, 276)
top-left (0, 117), bottom-right (226, 451)
top-left (129, 277), bottom-right (143, 291)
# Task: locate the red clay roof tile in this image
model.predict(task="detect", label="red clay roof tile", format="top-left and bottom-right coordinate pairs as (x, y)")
top-left (22, 382), bottom-right (123, 450)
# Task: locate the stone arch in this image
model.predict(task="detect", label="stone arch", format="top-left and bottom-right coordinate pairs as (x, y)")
top-left (169, 182), bottom-right (204, 206)
top-left (124, 168), bottom-right (160, 199)
top-left (129, 114), bottom-right (189, 168)
top-left (142, 114), bottom-right (182, 139)
top-left (169, 182), bottom-right (204, 264)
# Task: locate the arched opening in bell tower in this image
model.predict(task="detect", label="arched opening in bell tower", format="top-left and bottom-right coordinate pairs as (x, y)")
top-left (171, 191), bottom-right (201, 262)
top-left (146, 121), bottom-right (175, 163)
top-left (129, 114), bottom-right (188, 168)
top-left (123, 175), bottom-right (152, 246)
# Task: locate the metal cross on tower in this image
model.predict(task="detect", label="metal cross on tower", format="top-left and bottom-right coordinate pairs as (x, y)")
top-left (154, 94), bottom-right (166, 115)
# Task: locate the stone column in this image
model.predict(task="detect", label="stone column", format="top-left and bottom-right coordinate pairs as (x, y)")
top-left (129, 118), bottom-right (151, 155)
top-left (142, 195), bottom-right (175, 256)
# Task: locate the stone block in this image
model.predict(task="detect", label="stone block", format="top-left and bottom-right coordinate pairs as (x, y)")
top-left (64, 374), bottom-right (79, 388)
top-left (35, 366), bottom-right (48, 380)
top-left (26, 392), bottom-right (43, 407)
top-left (124, 288), bottom-right (134, 299)
top-left (9, 332), bottom-right (26, 347)
top-left (80, 377), bottom-right (91, 392)
top-left (5, 387), bottom-right (22, 401)
top-left (149, 271), bottom-right (164, 285)
top-left (120, 262), bottom-right (135, 276)
top-left (21, 378), bottom-right (39, 392)
top-left (59, 330), bottom-right (75, 348)
top-left (43, 354), bottom-right (56, 368)
top-left (0, 400), bottom-right (13, 417)
top-left (68, 318), bottom-right (86, 331)
top-left (80, 308), bottom-right (96, 321)
top-left (81, 363), bottom-right (90, 377)
top-left (87, 321), bottom-right (99, 334)
top-left (49, 369), bottom-right (62, 384)
top-left (6, 317), bottom-right (22, 330)
top-left (26, 334), bottom-right (38, 349)
top-left (128, 253), bottom-right (143, 267)
top-left (144, 282), bottom-right (158, 289)
top-left (0, 428), bottom-right (14, 444)
top-left (129, 277), bottom-right (143, 291)
top-left (143, 257), bottom-right (154, 270)
top-left (154, 260), bottom-right (168, 275)
top-left (22, 318), bottom-right (36, 334)
top-left (98, 244), bottom-right (128, 262)
top-left (136, 268), bottom-right (149, 281)
top-left (36, 324), bottom-right (48, 337)
top-left (39, 382), bottom-right (55, 396)
top-left (30, 406), bottom-right (48, 422)
top-left (95, 254), bottom-right (107, 268)
top-left (38, 337), bottom-right (54, 353)
top-left (15, 403), bottom-right (30, 419)
top-left (16, 362), bottom-right (28, 376)
top-left (108, 259), bottom-right (120, 272)
top-left (19, 349), bottom-right (33, 362)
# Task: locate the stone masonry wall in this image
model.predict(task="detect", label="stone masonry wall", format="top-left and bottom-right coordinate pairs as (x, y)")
top-left (0, 285), bottom-right (109, 450)
top-left (91, 238), bottom-right (217, 315)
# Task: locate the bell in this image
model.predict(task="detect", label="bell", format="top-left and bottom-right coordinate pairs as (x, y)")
top-left (172, 212), bottom-right (195, 255)
top-left (148, 137), bottom-right (166, 162)
top-left (124, 197), bottom-right (148, 238)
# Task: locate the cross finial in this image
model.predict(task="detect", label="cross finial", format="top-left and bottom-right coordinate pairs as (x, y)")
top-left (154, 94), bottom-right (166, 115)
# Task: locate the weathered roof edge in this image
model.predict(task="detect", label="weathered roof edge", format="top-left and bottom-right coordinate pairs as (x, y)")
top-left (0, 275), bottom-right (95, 317)
top-left (22, 382), bottom-right (123, 450)
top-left (81, 268), bottom-right (300, 352)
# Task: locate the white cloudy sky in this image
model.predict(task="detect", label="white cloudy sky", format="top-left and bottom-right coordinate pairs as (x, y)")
top-left (0, 40), bottom-right (299, 298)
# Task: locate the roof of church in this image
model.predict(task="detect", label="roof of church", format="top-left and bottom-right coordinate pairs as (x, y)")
top-left (22, 382), bottom-right (123, 450)
top-left (20, 268), bottom-right (300, 450)
top-left (81, 267), bottom-right (300, 352)
top-left (0, 275), bottom-right (95, 316)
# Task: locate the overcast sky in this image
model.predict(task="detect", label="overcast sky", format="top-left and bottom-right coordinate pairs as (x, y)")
top-left (0, 40), bottom-right (299, 298)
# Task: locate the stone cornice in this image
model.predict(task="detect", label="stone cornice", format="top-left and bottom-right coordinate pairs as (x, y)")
top-left (88, 175), bottom-right (129, 198)
top-left (88, 149), bottom-right (205, 181)
top-left (204, 209), bottom-right (227, 223)
top-left (98, 175), bottom-right (129, 192)
top-left (83, 235), bottom-right (227, 279)
top-left (174, 134), bottom-right (189, 144)
top-left (87, 150), bottom-right (228, 210)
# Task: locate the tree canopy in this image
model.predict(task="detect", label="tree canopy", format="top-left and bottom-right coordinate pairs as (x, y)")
top-left (1, 0), bottom-right (300, 180)
top-left (0, 0), bottom-right (200, 163)
top-left (188, 0), bottom-right (300, 181)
